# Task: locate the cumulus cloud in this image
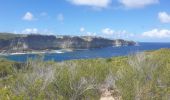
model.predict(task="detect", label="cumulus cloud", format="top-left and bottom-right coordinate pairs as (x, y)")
top-left (158, 12), bottom-right (170, 23)
top-left (142, 29), bottom-right (170, 38)
top-left (119, 0), bottom-right (159, 8)
top-left (68, 0), bottom-right (111, 8)
top-left (22, 28), bottom-right (38, 34)
top-left (57, 13), bottom-right (64, 22)
top-left (86, 32), bottom-right (96, 36)
top-left (102, 28), bottom-right (114, 35)
top-left (102, 28), bottom-right (134, 39)
top-left (21, 28), bottom-right (55, 35)
top-left (23, 12), bottom-right (35, 21)
top-left (80, 27), bottom-right (85, 32)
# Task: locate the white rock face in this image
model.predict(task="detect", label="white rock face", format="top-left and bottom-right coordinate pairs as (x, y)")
top-left (100, 87), bottom-right (121, 100)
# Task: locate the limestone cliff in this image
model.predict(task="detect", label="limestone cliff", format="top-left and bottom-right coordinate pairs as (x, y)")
top-left (0, 34), bottom-right (136, 53)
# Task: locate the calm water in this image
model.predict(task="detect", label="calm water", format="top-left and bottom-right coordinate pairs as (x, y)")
top-left (3, 42), bottom-right (170, 62)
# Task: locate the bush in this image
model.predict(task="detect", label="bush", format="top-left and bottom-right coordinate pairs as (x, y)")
top-left (0, 49), bottom-right (170, 100)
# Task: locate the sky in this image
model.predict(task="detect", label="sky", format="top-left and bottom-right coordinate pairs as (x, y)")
top-left (0, 0), bottom-right (170, 42)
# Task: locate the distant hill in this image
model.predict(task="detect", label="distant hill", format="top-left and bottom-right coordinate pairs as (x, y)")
top-left (0, 33), bottom-right (136, 53)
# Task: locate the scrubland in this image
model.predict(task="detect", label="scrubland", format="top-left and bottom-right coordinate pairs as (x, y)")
top-left (0, 49), bottom-right (170, 100)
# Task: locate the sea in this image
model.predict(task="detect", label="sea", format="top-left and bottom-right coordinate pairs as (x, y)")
top-left (2, 42), bottom-right (170, 62)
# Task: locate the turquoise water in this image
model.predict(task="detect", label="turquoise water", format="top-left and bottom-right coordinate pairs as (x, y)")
top-left (4, 42), bottom-right (170, 62)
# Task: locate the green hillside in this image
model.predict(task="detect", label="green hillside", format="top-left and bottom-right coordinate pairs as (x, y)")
top-left (0, 49), bottom-right (170, 100)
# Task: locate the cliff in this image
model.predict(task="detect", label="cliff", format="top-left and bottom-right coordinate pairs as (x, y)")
top-left (0, 33), bottom-right (136, 53)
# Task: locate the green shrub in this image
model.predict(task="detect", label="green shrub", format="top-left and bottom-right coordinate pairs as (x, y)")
top-left (0, 49), bottom-right (170, 100)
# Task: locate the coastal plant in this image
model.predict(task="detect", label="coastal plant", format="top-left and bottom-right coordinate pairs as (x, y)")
top-left (53, 61), bottom-right (99, 100)
top-left (10, 58), bottom-right (57, 100)
top-left (116, 50), bottom-right (170, 100)
top-left (0, 49), bottom-right (170, 100)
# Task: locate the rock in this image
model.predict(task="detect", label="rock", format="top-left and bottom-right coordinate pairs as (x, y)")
top-left (100, 87), bottom-right (122, 100)
top-left (0, 33), bottom-right (136, 53)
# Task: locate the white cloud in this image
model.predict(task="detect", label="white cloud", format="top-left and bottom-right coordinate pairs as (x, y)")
top-left (23, 12), bottom-right (35, 21)
top-left (69, 0), bottom-right (111, 8)
top-left (102, 28), bottom-right (114, 35)
top-left (22, 28), bottom-right (38, 34)
top-left (142, 29), bottom-right (170, 38)
top-left (158, 12), bottom-right (170, 23)
top-left (119, 0), bottom-right (159, 8)
top-left (86, 32), bottom-right (96, 36)
top-left (102, 28), bottom-right (134, 39)
top-left (21, 28), bottom-right (55, 35)
top-left (113, 30), bottom-right (134, 39)
top-left (57, 13), bottom-right (64, 22)
top-left (80, 27), bottom-right (85, 32)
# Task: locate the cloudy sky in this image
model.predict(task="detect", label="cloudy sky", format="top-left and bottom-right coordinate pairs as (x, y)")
top-left (0, 0), bottom-right (170, 42)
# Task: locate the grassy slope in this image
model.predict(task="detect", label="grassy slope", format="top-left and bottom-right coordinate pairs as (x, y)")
top-left (0, 49), bottom-right (170, 100)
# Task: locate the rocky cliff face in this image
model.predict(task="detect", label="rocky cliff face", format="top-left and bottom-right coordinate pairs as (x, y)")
top-left (0, 34), bottom-right (136, 53)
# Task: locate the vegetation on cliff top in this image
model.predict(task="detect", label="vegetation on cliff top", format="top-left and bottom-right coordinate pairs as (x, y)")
top-left (0, 33), bottom-right (24, 40)
top-left (0, 48), bottom-right (170, 100)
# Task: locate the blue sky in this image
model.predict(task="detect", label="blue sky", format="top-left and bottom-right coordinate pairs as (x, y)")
top-left (0, 0), bottom-right (170, 42)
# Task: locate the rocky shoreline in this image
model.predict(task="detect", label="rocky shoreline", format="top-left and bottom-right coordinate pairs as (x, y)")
top-left (0, 49), bottom-right (74, 55)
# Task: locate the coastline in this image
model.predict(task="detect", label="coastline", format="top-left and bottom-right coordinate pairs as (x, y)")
top-left (0, 44), bottom-right (139, 56)
top-left (0, 49), bottom-right (74, 56)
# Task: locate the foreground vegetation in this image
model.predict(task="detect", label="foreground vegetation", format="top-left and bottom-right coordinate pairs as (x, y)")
top-left (0, 49), bottom-right (170, 100)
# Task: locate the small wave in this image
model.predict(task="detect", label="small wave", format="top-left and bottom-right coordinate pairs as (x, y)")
top-left (53, 50), bottom-right (64, 54)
